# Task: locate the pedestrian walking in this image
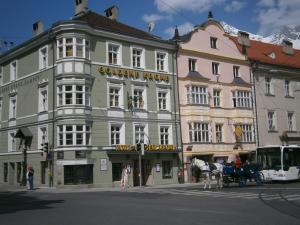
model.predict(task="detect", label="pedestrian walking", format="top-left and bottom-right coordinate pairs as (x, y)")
top-left (120, 165), bottom-right (130, 190)
top-left (26, 166), bottom-right (34, 190)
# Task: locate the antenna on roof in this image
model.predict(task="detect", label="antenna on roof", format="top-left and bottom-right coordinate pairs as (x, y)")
top-left (148, 21), bottom-right (155, 33)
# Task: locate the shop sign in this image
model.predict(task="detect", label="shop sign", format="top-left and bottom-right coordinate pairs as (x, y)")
top-left (115, 144), bottom-right (175, 151)
top-left (97, 66), bottom-right (169, 82)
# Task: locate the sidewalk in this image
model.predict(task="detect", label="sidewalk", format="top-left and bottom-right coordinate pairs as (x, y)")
top-left (0, 182), bottom-right (209, 194)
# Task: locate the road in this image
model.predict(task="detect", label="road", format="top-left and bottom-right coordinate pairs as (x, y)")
top-left (1, 182), bottom-right (300, 225)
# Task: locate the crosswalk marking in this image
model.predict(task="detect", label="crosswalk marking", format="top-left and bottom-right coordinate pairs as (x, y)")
top-left (127, 188), bottom-right (300, 202)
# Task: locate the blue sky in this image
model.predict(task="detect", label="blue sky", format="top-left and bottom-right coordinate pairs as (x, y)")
top-left (1, 0), bottom-right (300, 50)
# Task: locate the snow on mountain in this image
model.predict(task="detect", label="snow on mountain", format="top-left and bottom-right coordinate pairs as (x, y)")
top-left (220, 21), bottom-right (300, 49)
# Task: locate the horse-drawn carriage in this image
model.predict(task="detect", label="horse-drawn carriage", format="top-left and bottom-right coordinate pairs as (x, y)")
top-left (191, 158), bottom-right (265, 188)
top-left (223, 162), bottom-right (264, 187)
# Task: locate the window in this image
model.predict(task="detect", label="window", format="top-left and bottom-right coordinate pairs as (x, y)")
top-left (111, 124), bottom-right (123, 145)
top-left (162, 161), bottom-right (173, 179)
top-left (0, 66), bottom-right (3, 85)
top-left (132, 47), bottom-right (144, 68)
top-left (215, 124), bottom-right (222, 143)
top-left (39, 46), bottom-right (48, 70)
top-left (10, 61), bottom-right (17, 81)
top-left (9, 96), bottom-right (17, 120)
top-left (232, 91), bottom-right (251, 108)
top-left (108, 43), bottom-right (121, 65)
top-left (213, 89), bottom-right (221, 107)
top-left (39, 86), bottom-right (48, 112)
top-left (212, 62), bottom-right (219, 75)
top-left (57, 125), bottom-right (91, 146)
top-left (57, 84), bottom-right (90, 107)
top-left (189, 122), bottom-right (210, 143)
top-left (8, 132), bottom-right (16, 152)
top-left (156, 52), bottom-right (167, 72)
top-left (267, 111), bottom-right (276, 131)
top-left (240, 124), bottom-right (254, 142)
top-left (265, 77), bottom-right (273, 95)
top-left (233, 66), bottom-right (240, 78)
top-left (0, 98), bottom-right (2, 122)
top-left (134, 124), bottom-right (146, 144)
top-left (160, 126), bottom-right (170, 145)
top-left (210, 37), bottom-right (217, 49)
top-left (287, 112), bottom-right (295, 131)
top-left (285, 80), bottom-right (292, 97)
top-left (57, 37), bottom-right (90, 59)
top-left (188, 58), bottom-right (196, 72)
top-left (109, 87), bottom-right (120, 107)
top-left (187, 86), bottom-right (208, 105)
top-left (38, 126), bottom-right (48, 149)
top-left (133, 88), bottom-right (145, 109)
top-left (158, 91), bottom-right (167, 110)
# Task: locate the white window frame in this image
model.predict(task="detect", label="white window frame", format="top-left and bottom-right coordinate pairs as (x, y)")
top-left (57, 36), bottom-right (90, 60)
top-left (232, 90), bottom-right (252, 108)
top-left (159, 124), bottom-right (173, 145)
top-left (108, 83), bottom-right (124, 109)
top-left (0, 66), bottom-right (3, 86)
top-left (285, 80), bottom-right (292, 97)
top-left (109, 122), bottom-right (125, 146)
top-left (287, 112), bottom-right (296, 131)
top-left (233, 66), bottom-right (240, 78)
top-left (57, 124), bottom-right (91, 146)
top-left (155, 51), bottom-right (168, 72)
top-left (187, 85), bottom-right (208, 105)
top-left (212, 62), bottom-right (219, 75)
top-left (0, 98), bottom-right (2, 122)
top-left (215, 124), bottom-right (222, 143)
top-left (210, 37), bottom-right (217, 49)
top-left (39, 46), bottom-right (48, 70)
top-left (57, 83), bottom-right (90, 107)
top-left (38, 125), bottom-right (48, 149)
top-left (240, 124), bottom-right (254, 143)
top-left (157, 88), bottom-right (170, 111)
top-left (188, 58), bottom-right (197, 72)
top-left (10, 60), bottom-right (17, 81)
top-left (267, 111), bottom-right (277, 131)
top-left (8, 131), bottom-right (16, 152)
top-left (189, 122), bottom-right (211, 143)
top-left (9, 95), bottom-right (17, 120)
top-left (213, 89), bottom-right (221, 107)
top-left (107, 42), bottom-right (122, 66)
top-left (131, 46), bottom-right (145, 69)
top-left (132, 85), bottom-right (147, 110)
top-left (265, 77), bottom-right (274, 95)
top-left (39, 86), bottom-right (48, 112)
top-left (133, 123), bottom-right (149, 144)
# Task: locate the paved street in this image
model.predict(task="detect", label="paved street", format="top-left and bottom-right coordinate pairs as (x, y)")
top-left (1, 182), bottom-right (300, 225)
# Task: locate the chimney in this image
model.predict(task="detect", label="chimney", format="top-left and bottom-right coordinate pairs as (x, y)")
top-left (75, 0), bottom-right (88, 17)
top-left (33, 21), bottom-right (44, 36)
top-left (208, 11), bottom-right (214, 20)
top-left (237, 31), bottom-right (250, 55)
top-left (282, 39), bottom-right (294, 55)
top-left (104, 5), bottom-right (119, 21)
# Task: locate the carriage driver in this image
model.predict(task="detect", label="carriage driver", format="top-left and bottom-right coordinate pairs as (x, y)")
top-left (202, 162), bottom-right (211, 189)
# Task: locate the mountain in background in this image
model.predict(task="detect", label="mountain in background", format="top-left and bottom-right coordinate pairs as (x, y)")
top-left (221, 21), bottom-right (300, 50)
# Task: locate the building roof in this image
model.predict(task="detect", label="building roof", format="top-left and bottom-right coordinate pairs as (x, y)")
top-left (229, 36), bottom-right (300, 69)
top-left (74, 11), bottom-right (164, 42)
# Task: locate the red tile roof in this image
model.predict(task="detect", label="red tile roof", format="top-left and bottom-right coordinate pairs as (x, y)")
top-left (229, 36), bottom-right (300, 69)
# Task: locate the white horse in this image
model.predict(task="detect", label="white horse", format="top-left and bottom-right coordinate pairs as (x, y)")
top-left (191, 158), bottom-right (223, 189)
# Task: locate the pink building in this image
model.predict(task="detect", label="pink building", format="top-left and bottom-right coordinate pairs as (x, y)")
top-left (175, 16), bottom-right (256, 182)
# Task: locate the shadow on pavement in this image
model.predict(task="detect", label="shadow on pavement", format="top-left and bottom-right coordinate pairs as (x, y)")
top-left (0, 191), bottom-right (64, 215)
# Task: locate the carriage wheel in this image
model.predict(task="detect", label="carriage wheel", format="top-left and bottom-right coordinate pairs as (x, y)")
top-left (255, 172), bottom-right (265, 185)
top-left (223, 176), bottom-right (230, 187)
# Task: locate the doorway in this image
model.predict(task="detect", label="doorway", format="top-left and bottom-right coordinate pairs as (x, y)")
top-left (133, 159), bottom-right (153, 186)
top-left (9, 162), bottom-right (15, 185)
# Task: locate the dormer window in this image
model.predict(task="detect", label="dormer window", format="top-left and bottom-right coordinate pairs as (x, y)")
top-left (210, 37), bottom-right (217, 49)
top-left (268, 52), bottom-right (276, 59)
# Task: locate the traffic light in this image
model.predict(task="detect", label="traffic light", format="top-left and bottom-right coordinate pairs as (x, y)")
top-left (136, 143), bottom-right (141, 152)
top-left (141, 143), bottom-right (145, 156)
top-left (41, 142), bottom-right (49, 153)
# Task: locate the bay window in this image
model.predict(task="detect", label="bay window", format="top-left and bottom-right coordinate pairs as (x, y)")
top-left (57, 36), bottom-right (90, 59)
top-left (57, 83), bottom-right (90, 107)
top-left (57, 124), bottom-right (91, 146)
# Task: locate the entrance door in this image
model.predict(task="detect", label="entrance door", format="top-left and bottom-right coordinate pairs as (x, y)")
top-left (133, 160), bottom-right (153, 186)
top-left (41, 161), bottom-right (47, 184)
top-left (9, 163), bottom-right (15, 185)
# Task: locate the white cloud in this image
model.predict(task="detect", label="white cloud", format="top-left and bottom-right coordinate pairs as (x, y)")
top-left (257, 0), bottom-right (275, 7)
top-left (224, 1), bottom-right (245, 12)
top-left (164, 22), bottom-right (194, 38)
top-left (142, 14), bottom-right (171, 23)
top-left (255, 0), bottom-right (300, 35)
top-left (154, 0), bottom-right (225, 14)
